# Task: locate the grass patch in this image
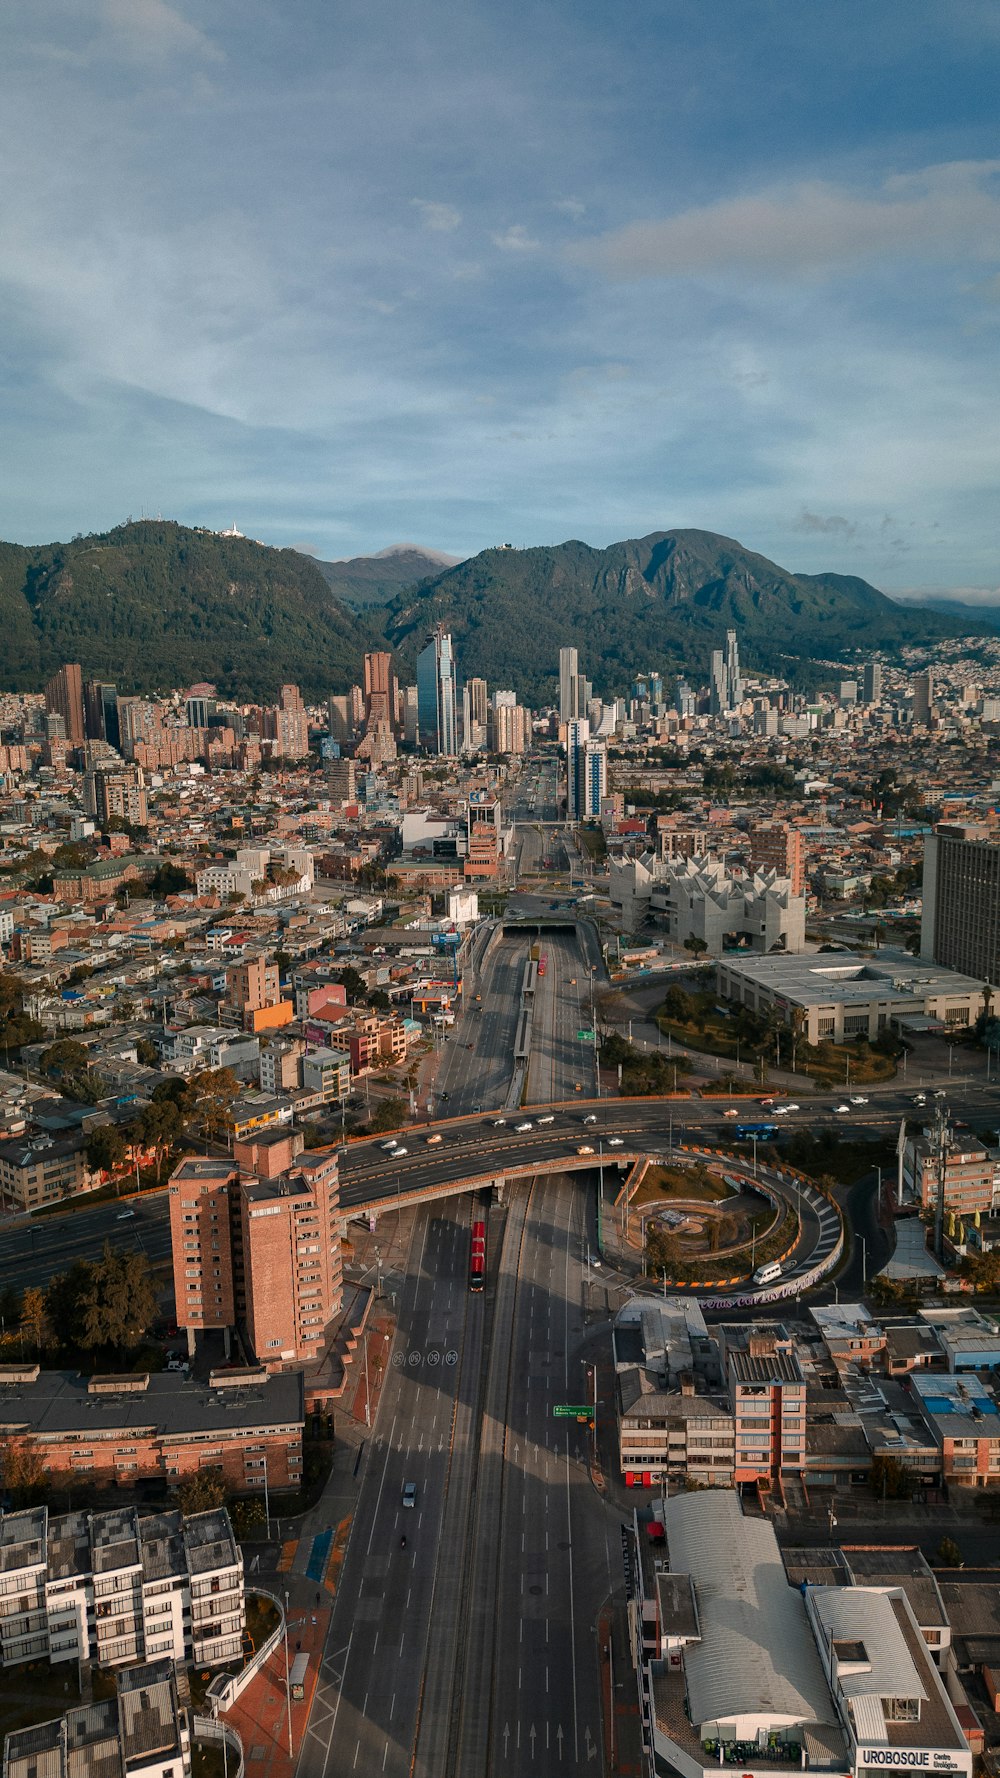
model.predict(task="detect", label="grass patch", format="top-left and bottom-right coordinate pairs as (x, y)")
top-left (600, 1032), bottom-right (691, 1095)
top-left (632, 1162), bottom-right (729, 1207)
top-left (656, 989), bottom-right (901, 1087)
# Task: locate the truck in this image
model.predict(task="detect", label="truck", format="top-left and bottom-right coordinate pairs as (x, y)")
top-left (290, 1651), bottom-right (310, 1701)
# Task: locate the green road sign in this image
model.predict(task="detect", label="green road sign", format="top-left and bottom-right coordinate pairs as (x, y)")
top-left (577, 1028), bottom-right (595, 1041)
top-left (553, 1404), bottom-right (593, 1418)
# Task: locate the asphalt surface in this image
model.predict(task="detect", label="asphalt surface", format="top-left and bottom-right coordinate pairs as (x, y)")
top-left (0, 1191), bottom-right (170, 1293)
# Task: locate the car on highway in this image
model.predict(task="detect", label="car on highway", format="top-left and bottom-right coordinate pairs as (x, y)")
top-left (492, 1117), bottom-right (507, 1127)
top-left (583, 1114), bottom-right (598, 1125)
top-left (759, 1097), bottom-right (776, 1106)
top-left (723, 1108), bottom-right (739, 1119)
top-left (515, 1121), bottom-right (533, 1132)
top-left (116, 1208), bottom-right (135, 1220)
top-left (537, 1114), bottom-right (555, 1125)
top-left (774, 1102), bottom-right (800, 1115)
top-left (381, 1139), bottom-right (399, 1151)
top-left (401, 1481), bottom-right (417, 1509)
top-left (833, 1104), bottom-right (851, 1114)
top-left (849, 1095), bottom-right (869, 1105)
top-left (426, 1133), bottom-right (443, 1145)
top-left (608, 1137), bottom-right (624, 1147)
top-left (577, 1144), bottom-right (594, 1155)
top-left (913, 1092), bottom-right (927, 1104)
top-left (394, 1145), bottom-right (409, 1156)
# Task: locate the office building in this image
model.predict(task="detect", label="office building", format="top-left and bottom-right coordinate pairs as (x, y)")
top-left (326, 756), bottom-right (357, 803)
top-left (168, 1146), bottom-right (343, 1367)
top-left (716, 1324), bottom-right (807, 1484)
top-left (83, 761), bottom-right (148, 830)
top-left (862, 659), bottom-right (883, 704)
top-left (2, 1660), bottom-right (192, 1778)
top-left (565, 717), bottom-right (590, 818)
top-left (328, 693), bottom-right (354, 744)
top-left (716, 949), bottom-right (986, 1045)
top-left (0, 1505), bottom-right (244, 1671)
top-left (558, 646), bottom-right (579, 723)
top-left (272, 683), bottom-right (309, 759)
top-left (44, 663), bottom-right (85, 748)
top-left (416, 627), bottom-right (457, 755)
top-left (709, 629), bottom-right (743, 714)
top-left (921, 823), bottom-right (1000, 984)
top-left (899, 1125), bottom-right (996, 1219)
top-left (913, 669), bottom-right (935, 725)
top-left (83, 679), bottom-right (120, 749)
top-left (363, 651), bottom-right (396, 727)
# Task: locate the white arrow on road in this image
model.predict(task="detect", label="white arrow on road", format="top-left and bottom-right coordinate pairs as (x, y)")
top-left (529, 1723), bottom-right (537, 1757)
top-left (503, 1722), bottom-right (510, 1756)
top-left (557, 1723), bottom-right (564, 1758)
top-left (585, 1724), bottom-right (598, 1760)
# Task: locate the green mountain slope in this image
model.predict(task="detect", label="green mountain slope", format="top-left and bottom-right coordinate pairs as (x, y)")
top-left (0, 522), bottom-right (370, 699)
top-left (382, 529), bottom-right (980, 701)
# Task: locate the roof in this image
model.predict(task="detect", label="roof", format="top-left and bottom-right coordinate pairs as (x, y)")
top-left (663, 1492), bottom-right (835, 1730)
top-left (0, 1367), bottom-right (303, 1441)
top-left (810, 1587), bottom-right (927, 1744)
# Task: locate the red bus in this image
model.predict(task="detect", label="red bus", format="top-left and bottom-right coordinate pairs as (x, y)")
top-left (538, 953), bottom-right (548, 978)
top-left (469, 1219), bottom-right (486, 1292)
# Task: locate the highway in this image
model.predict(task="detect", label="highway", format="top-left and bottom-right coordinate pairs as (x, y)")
top-left (0, 1192), bottom-right (170, 1294)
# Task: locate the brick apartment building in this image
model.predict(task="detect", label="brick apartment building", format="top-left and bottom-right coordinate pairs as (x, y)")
top-left (168, 1143), bottom-right (343, 1367)
top-left (0, 1364), bottom-right (304, 1492)
top-left (717, 1324), bottom-right (808, 1485)
top-left (901, 1127), bottom-right (996, 1218)
top-left (749, 820), bottom-right (806, 896)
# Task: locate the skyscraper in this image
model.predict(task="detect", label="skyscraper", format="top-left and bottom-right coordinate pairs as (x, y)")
top-left (416, 628), bottom-right (457, 755)
top-left (44, 663), bottom-right (85, 748)
top-left (913, 670), bottom-right (934, 726)
top-left (708, 630), bottom-right (743, 714)
top-left (559, 646), bottom-right (579, 723)
top-left (725, 628), bottom-right (743, 707)
top-left (709, 650), bottom-right (727, 716)
top-left (363, 651), bottom-right (396, 728)
top-left (862, 660), bottom-right (882, 704)
top-left (84, 680), bottom-right (120, 750)
top-left (566, 718), bottom-right (605, 818)
top-left (921, 824), bottom-right (1000, 984)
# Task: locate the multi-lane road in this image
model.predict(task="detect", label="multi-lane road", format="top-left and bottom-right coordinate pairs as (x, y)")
top-left (301, 1177), bottom-right (618, 1777)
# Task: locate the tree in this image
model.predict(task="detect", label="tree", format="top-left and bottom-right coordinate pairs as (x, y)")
top-left (149, 862), bottom-right (193, 897)
top-left (661, 984), bottom-right (695, 1024)
top-left (39, 1038), bottom-right (89, 1079)
top-left (683, 935), bottom-right (708, 960)
top-left (336, 966), bottom-right (367, 1003)
top-left (645, 1224), bottom-right (681, 1277)
top-left (177, 1465), bottom-right (228, 1514)
top-left (45, 1260), bottom-right (93, 1351)
top-left (76, 1246), bottom-right (157, 1358)
top-left (20, 1287), bottom-right (49, 1355)
top-left (0, 1437), bottom-right (47, 1506)
top-left (137, 1098), bottom-right (184, 1180)
top-left (191, 1067), bottom-right (240, 1140)
top-left (85, 1123), bottom-right (128, 1177)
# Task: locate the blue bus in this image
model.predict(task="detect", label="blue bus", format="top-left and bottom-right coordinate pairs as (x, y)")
top-left (732, 1123), bottom-right (780, 1142)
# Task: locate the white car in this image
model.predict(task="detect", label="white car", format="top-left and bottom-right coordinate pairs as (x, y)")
top-left (381, 1139), bottom-right (399, 1151)
top-left (723, 1108), bottom-right (739, 1119)
top-left (833, 1104), bottom-right (850, 1114)
top-left (394, 1145), bottom-right (409, 1156)
top-left (583, 1114), bottom-right (598, 1125)
top-left (537, 1114), bottom-right (555, 1125)
top-left (515, 1121), bottom-right (533, 1133)
top-left (492, 1117), bottom-right (507, 1127)
top-left (608, 1137), bottom-right (624, 1147)
top-left (577, 1144), bottom-right (595, 1155)
top-left (849, 1095), bottom-right (868, 1105)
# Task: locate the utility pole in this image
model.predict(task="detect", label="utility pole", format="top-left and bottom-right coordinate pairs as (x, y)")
top-left (933, 1102), bottom-right (950, 1263)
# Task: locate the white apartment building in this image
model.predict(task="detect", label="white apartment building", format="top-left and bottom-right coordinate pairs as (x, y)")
top-left (0, 1505), bottom-right (244, 1671)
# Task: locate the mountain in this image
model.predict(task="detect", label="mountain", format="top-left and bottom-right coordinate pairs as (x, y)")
top-left (0, 521), bottom-right (372, 700)
top-left (312, 543), bottom-right (464, 610)
top-left (381, 529), bottom-right (988, 703)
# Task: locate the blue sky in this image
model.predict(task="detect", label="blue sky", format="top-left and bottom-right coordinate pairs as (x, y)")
top-left (3, 0), bottom-right (1000, 596)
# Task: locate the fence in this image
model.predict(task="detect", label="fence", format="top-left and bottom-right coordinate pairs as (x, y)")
top-left (192, 1715), bottom-right (245, 1776)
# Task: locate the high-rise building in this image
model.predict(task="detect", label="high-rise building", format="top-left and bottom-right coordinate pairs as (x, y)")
top-left (273, 683), bottom-right (309, 759)
top-left (921, 824), bottom-right (1000, 984)
top-left (709, 631), bottom-right (743, 714)
top-left (913, 670), bottom-right (934, 726)
top-left (725, 628), bottom-right (743, 707)
top-left (363, 651), bottom-right (396, 728)
top-left (416, 628), bottom-right (457, 755)
top-left (559, 646), bottom-right (579, 723)
top-left (490, 691), bottom-right (529, 755)
top-left (44, 663), bottom-right (85, 748)
top-left (186, 693), bottom-right (216, 729)
top-left (328, 694), bottom-right (354, 743)
top-left (749, 821), bottom-right (805, 897)
top-left (326, 757), bottom-right (357, 803)
top-left (84, 761), bottom-right (148, 829)
top-left (83, 680), bottom-right (119, 750)
top-left (862, 660), bottom-right (882, 704)
top-left (566, 719), bottom-right (606, 818)
top-left (467, 676), bottom-right (488, 730)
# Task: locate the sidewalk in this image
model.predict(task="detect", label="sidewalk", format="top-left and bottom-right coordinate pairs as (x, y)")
top-left (221, 1601), bottom-right (330, 1778)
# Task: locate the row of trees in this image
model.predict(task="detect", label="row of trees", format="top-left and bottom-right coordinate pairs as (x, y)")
top-left (14, 1245), bottom-right (157, 1363)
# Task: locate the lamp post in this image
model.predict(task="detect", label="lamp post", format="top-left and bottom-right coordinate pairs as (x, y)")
top-left (283, 1585), bottom-right (293, 1757)
top-left (262, 1454), bottom-right (271, 1543)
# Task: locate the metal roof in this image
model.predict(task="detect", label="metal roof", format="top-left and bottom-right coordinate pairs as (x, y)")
top-left (663, 1492), bottom-right (834, 1730)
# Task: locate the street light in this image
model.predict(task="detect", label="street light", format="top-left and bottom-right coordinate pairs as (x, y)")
top-left (283, 1586), bottom-right (293, 1757)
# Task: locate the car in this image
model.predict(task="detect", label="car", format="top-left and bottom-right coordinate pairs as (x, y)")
top-left (723, 1108), bottom-right (739, 1119)
top-left (913, 1093), bottom-right (927, 1104)
top-left (116, 1208), bottom-right (135, 1220)
top-left (537, 1114), bottom-right (555, 1125)
top-left (608, 1137), bottom-right (624, 1147)
top-left (402, 1481), bottom-right (417, 1509)
top-left (849, 1095), bottom-right (869, 1105)
top-left (381, 1139), bottom-right (399, 1151)
top-left (426, 1133), bottom-right (443, 1145)
top-left (166, 1358), bottom-right (188, 1373)
top-left (394, 1145), bottom-right (409, 1157)
top-left (759, 1097), bottom-right (775, 1107)
top-left (515, 1121), bottom-right (533, 1133)
top-left (833, 1104), bottom-right (851, 1114)
top-left (492, 1117), bottom-right (507, 1127)
top-left (467, 1042), bottom-right (474, 1050)
top-left (569, 978), bottom-right (577, 986)
top-left (933, 1089), bottom-right (947, 1099)
top-left (577, 1144), bottom-right (595, 1155)
top-left (583, 1114), bottom-right (598, 1125)
top-left (781, 1103), bottom-right (800, 1114)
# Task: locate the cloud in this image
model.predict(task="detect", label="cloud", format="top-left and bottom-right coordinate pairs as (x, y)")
top-left (570, 160), bottom-right (1000, 280)
top-left (553, 198), bottom-right (586, 220)
top-left (411, 199), bottom-right (462, 233)
top-left (492, 224), bottom-right (540, 252)
top-left (796, 510), bottom-right (857, 539)
top-left (98, 0), bottom-right (221, 62)
top-left (893, 585), bottom-right (1000, 606)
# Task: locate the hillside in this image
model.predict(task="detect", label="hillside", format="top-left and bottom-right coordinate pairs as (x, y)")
top-left (382, 529), bottom-right (981, 702)
top-left (0, 522), bottom-right (371, 699)
top-left (312, 544), bottom-right (463, 610)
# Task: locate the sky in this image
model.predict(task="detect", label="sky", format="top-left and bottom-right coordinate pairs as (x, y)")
top-left (2, 0), bottom-right (1000, 597)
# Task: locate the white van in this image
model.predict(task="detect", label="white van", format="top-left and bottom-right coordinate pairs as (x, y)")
top-left (753, 1260), bottom-right (783, 1287)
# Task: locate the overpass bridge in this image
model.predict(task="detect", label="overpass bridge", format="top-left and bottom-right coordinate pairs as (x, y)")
top-left (338, 1098), bottom-right (843, 1295)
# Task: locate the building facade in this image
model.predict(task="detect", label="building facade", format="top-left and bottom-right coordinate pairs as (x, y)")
top-left (922, 824), bottom-right (1000, 985)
